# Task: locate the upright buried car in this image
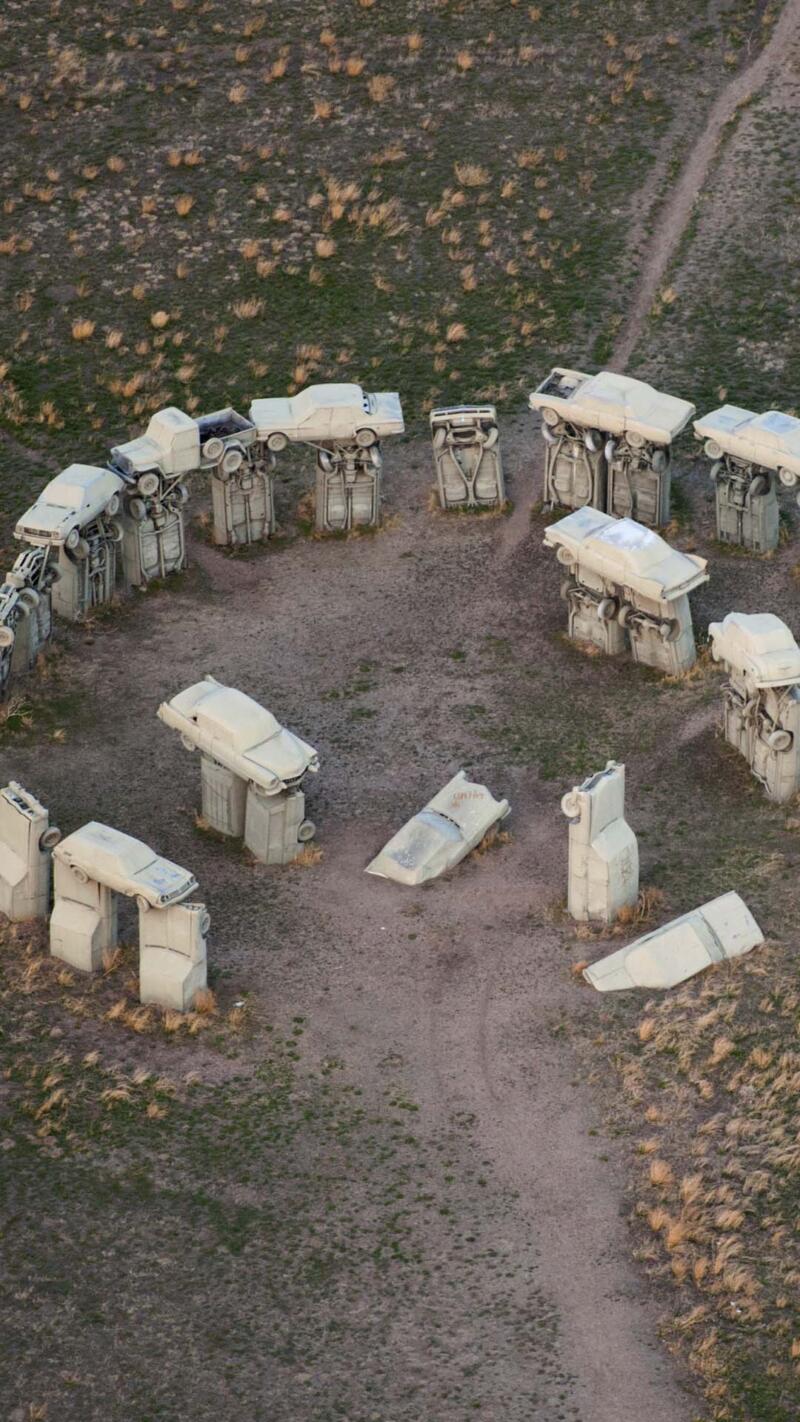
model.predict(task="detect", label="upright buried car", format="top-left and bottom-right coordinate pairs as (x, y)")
top-left (249, 383), bottom-right (404, 451)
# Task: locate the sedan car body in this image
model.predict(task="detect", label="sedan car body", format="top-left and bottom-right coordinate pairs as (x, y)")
top-left (249, 383), bottom-right (404, 449)
top-left (158, 675), bottom-right (319, 794)
top-left (709, 612), bottom-right (800, 690)
top-left (693, 404), bottom-right (800, 481)
top-left (544, 506), bottom-right (708, 604)
top-left (530, 368), bottom-right (695, 446)
top-left (54, 821), bottom-right (197, 908)
top-left (14, 465), bottom-right (125, 549)
top-left (583, 892), bottom-right (763, 991)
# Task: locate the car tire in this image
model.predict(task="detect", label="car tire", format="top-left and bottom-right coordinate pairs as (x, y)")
top-left (298, 820), bottom-right (316, 842)
top-left (267, 433), bottom-right (288, 452)
top-left (355, 427), bottom-right (377, 448)
top-left (127, 497), bottom-right (147, 522)
top-left (137, 472), bottom-right (161, 498)
top-left (0, 625), bottom-right (15, 649)
top-left (39, 826), bottom-right (62, 850)
top-left (65, 527), bottom-right (81, 551)
top-left (597, 596), bottom-right (618, 622)
top-left (105, 493), bottom-right (120, 517)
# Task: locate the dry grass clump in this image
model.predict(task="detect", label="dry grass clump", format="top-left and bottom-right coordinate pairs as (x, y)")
top-left (71, 318), bottom-right (95, 341)
top-left (367, 75), bottom-right (395, 103)
top-left (292, 844), bottom-right (324, 867)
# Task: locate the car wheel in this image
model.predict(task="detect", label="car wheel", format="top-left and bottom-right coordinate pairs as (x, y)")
top-left (65, 527), bottom-right (81, 551)
top-left (127, 497), bottom-right (147, 522)
top-left (39, 826), bottom-right (62, 850)
top-left (267, 432), bottom-right (288, 452)
top-left (355, 427), bottom-right (377, 448)
top-left (221, 445), bottom-right (244, 476)
top-left (597, 596), bottom-right (618, 622)
top-left (138, 472), bottom-right (161, 498)
top-left (298, 820), bottom-right (316, 842)
top-left (105, 493), bottom-right (120, 517)
top-left (0, 626), bottom-right (15, 649)
top-left (202, 436), bottom-right (224, 463)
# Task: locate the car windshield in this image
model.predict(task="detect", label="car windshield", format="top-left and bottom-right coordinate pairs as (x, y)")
top-left (40, 482), bottom-right (86, 511)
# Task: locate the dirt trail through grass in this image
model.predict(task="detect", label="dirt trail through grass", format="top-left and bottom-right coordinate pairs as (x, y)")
top-left (612, 0), bottom-right (800, 370)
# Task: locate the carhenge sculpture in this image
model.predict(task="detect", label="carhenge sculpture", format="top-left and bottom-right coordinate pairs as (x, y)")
top-left (530, 367), bottom-right (695, 526)
top-left (0, 781), bottom-right (61, 921)
top-left (157, 675), bottom-right (320, 865)
top-left (709, 611), bottom-right (800, 802)
top-left (694, 404), bottom-right (800, 552)
top-left (50, 820), bottom-right (208, 1011)
top-left (560, 761), bottom-right (638, 924)
top-left (429, 405), bottom-right (505, 510)
top-left (250, 382), bottom-right (404, 533)
top-left (109, 403), bottom-right (275, 580)
top-left (544, 507), bottom-right (709, 674)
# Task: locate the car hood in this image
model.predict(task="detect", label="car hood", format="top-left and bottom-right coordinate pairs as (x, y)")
top-left (15, 500), bottom-right (75, 542)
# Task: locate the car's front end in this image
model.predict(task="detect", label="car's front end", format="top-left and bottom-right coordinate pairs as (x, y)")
top-left (366, 391), bottom-right (404, 436)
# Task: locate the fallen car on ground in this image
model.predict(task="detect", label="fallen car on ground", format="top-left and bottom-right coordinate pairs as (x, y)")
top-left (366, 771), bottom-right (509, 886)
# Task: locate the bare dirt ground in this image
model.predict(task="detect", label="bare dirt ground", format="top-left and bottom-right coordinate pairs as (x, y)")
top-left (4, 3), bottom-right (800, 1419)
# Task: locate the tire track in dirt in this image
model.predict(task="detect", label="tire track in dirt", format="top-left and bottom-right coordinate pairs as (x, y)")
top-left (612, 0), bottom-right (800, 371)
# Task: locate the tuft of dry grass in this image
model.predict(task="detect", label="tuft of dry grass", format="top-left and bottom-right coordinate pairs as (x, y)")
top-left (292, 844), bottom-right (324, 868)
top-left (71, 318), bottom-right (95, 341)
top-left (193, 987), bottom-right (217, 1016)
top-left (367, 75), bottom-right (395, 103)
top-left (174, 194), bottom-right (194, 216)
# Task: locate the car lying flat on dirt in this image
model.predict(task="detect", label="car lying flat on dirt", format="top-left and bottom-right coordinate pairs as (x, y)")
top-left (14, 465), bottom-right (125, 550)
top-left (693, 404), bottom-right (800, 485)
top-left (530, 367), bottom-right (695, 445)
top-left (249, 383), bottom-right (404, 451)
top-left (583, 891), bottom-right (763, 991)
top-left (157, 675), bottom-right (320, 794)
top-left (54, 821), bottom-right (198, 910)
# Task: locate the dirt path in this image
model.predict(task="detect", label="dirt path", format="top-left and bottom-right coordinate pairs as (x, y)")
top-left (612, 0), bottom-right (800, 370)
